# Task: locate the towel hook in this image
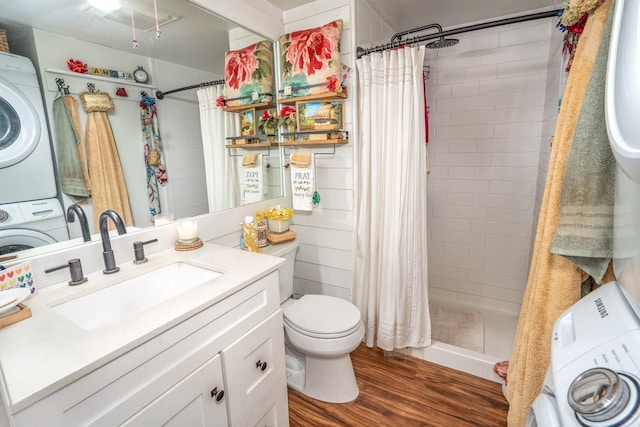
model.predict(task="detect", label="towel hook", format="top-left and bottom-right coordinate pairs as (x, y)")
top-left (86, 82), bottom-right (97, 93)
top-left (55, 78), bottom-right (70, 95)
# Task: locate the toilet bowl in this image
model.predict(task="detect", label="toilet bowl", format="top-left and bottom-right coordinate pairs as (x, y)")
top-left (264, 241), bottom-right (364, 403)
top-left (284, 294), bottom-right (365, 403)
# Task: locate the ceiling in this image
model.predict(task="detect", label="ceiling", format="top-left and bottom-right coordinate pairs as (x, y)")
top-left (0, 0), bottom-right (561, 74)
top-left (0, 0), bottom-right (237, 73)
top-left (267, 0), bottom-right (560, 33)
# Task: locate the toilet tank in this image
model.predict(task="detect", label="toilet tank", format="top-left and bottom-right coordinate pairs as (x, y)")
top-left (262, 240), bottom-right (299, 303)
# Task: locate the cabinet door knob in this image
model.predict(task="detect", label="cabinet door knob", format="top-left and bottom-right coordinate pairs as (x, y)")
top-left (210, 387), bottom-right (225, 402)
top-left (256, 360), bottom-right (268, 371)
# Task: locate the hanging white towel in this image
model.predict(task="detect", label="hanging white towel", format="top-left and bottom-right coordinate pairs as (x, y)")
top-left (242, 154), bottom-right (265, 203)
top-left (290, 152), bottom-right (315, 211)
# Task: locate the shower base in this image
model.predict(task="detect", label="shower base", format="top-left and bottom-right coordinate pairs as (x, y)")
top-left (399, 291), bottom-right (519, 383)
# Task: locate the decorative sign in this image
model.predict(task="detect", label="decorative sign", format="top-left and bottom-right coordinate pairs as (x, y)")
top-left (90, 67), bottom-right (134, 81)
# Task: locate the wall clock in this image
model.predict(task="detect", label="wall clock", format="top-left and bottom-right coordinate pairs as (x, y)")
top-left (133, 66), bottom-right (149, 84)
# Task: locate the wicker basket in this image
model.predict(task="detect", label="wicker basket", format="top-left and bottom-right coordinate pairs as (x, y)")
top-left (0, 29), bottom-right (9, 53)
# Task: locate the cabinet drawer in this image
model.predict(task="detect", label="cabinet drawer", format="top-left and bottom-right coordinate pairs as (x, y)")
top-left (222, 310), bottom-right (286, 426)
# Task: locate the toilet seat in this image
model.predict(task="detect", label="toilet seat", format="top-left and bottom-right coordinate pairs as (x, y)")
top-left (283, 294), bottom-right (362, 339)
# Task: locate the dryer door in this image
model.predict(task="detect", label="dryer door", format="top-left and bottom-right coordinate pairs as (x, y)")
top-left (0, 75), bottom-right (40, 168)
top-left (0, 228), bottom-right (56, 255)
top-left (525, 392), bottom-right (563, 427)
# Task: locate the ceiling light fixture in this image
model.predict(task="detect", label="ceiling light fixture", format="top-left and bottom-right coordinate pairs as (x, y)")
top-left (87, 0), bottom-right (122, 11)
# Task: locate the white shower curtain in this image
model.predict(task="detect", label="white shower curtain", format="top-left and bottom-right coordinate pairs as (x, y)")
top-left (197, 85), bottom-right (240, 212)
top-left (354, 46), bottom-right (430, 351)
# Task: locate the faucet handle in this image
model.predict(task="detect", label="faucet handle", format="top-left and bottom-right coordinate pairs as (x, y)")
top-left (45, 258), bottom-right (88, 286)
top-left (133, 239), bottom-right (159, 264)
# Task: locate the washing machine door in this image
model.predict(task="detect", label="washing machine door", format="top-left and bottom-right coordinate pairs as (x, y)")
top-left (0, 75), bottom-right (41, 168)
top-left (525, 392), bottom-right (563, 427)
top-left (0, 228), bottom-right (56, 255)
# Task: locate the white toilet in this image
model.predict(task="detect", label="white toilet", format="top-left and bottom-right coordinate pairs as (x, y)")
top-left (265, 241), bottom-right (365, 403)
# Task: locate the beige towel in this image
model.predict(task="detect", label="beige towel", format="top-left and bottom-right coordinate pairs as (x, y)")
top-left (506, 2), bottom-right (613, 425)
top-left (242, 153), bottom-right (258, 167)
top-left (290, 151), bottom-right (312, 167)
top-left (86, 111), bottom-right (133, 231)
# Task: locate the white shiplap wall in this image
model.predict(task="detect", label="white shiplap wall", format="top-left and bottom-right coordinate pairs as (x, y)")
top-left (282, 0), bottom-right (356, 301)
top-left (425, 18), bottom-right (562, 309)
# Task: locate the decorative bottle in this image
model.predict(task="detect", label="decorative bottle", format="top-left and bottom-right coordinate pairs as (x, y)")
top-left (255, 211), bottom-right (268, 248)
top-left (243, 215), bottom-right (259, 252)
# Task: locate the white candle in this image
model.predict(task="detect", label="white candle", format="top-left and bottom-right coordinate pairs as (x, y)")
top-left (154, 213), bottom-right (174, 225)
top-left (177, 217), bottom-right (198, 241)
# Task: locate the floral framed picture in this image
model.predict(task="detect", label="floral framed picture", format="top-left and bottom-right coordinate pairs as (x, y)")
top-left (279, 20), bottom-right (343, 99)
top-left (295, 100), bottom-right (344, 131)
top-left (239, 108), bottom-right (256, 136)
top-left (225, 40), bottom-right (275, 107)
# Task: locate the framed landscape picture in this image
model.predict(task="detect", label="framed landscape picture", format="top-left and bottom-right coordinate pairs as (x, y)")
top-left (239, 108), bottom-right (256, 136)
top-left (295, 100), bottom-right (344, 131)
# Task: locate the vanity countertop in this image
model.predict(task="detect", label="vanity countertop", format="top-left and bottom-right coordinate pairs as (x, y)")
top-left (0, 243), bottom-right (284, 413)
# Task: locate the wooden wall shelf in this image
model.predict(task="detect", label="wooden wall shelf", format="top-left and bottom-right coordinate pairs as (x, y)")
top-left (280, 139), bottom-right (348, 146)
top-left (225, 142), bottom-right (278, 148)
top-left (223, 101), bottom-right (274, 113)
top-left (45, 68), bottom-right (156, 89)
top-left (278, 89), bottom-right (347, 105)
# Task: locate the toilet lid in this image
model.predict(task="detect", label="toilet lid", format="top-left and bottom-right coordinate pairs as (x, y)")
top-left (283, 294), bottom-right (362, 338)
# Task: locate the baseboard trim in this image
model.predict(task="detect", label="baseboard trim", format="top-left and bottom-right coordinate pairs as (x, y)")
top-left (400, 342), bottom-right (503, 383)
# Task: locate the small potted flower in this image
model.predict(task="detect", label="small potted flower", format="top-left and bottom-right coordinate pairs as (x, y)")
top-left (278, 106), bottom-right (297, 141)
top-left (264, 205), bottom-right (294, 233)
top-left (258, 109), bottom-right (279, 142)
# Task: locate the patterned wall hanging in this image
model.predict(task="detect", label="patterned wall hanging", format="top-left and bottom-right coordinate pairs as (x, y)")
top-left (139, 92), bottom-right (167, 220)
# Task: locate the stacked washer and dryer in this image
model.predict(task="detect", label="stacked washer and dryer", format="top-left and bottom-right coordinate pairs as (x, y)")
top-left (0, 52), bottom-right (68, 256)
top-left (527, 283), bottom-right (640, 426)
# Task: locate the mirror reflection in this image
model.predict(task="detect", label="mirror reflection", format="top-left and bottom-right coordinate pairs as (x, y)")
top-left (0, 0), bottom-right (283, 260)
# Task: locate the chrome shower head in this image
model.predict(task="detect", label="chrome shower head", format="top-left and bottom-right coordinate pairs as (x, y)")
top-left (426, 37), bottom-right (459, 49)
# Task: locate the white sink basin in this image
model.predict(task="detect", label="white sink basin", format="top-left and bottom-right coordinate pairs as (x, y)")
top-left (52, 261), bottom-right (222, 330)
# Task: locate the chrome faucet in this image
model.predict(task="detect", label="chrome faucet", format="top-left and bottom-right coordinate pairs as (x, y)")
top-left (99, 210), bottom-right (127, 274)
top-left (66, 204), bottom-right (91, 242)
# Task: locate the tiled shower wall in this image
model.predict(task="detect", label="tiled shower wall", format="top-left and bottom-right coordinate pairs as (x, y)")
top-left (426, 18), bottom-right (563, 310)
top-left (534, 22), bottom-right (566, 249)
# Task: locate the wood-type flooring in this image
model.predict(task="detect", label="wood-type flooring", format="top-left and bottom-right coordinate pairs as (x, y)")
top-left (288, 344), bottom-right (509, 426)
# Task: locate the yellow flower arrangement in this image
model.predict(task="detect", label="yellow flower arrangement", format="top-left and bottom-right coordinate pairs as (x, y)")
top-left (264, 205), bottom-right (294, 220)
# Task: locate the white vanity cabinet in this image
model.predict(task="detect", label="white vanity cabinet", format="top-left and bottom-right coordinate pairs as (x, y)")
top-left (9, 270), bottom-right (289, 427)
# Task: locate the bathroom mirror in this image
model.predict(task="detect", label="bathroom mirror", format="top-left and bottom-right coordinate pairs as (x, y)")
top-left (0, 0), bottom-right (284, 258)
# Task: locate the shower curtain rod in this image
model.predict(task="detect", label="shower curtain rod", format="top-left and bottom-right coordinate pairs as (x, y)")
top-left (155, 78), bottom-right (225, 100)
top-left (356, 9), bottom-right (562, 59)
